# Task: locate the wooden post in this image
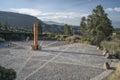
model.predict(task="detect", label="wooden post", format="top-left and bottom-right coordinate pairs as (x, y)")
top-left (32, 23), bottom-right (38, 50)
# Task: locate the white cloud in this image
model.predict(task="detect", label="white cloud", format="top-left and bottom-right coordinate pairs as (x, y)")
top-left (9, 8), bottom-right (88, 24)
top-left (105, 8), bottom-right (113, 12)
top-left (114, 7), bottom-right (120, 12)
top-left (38, 12), bottom-right (88, 21)
top-left (10, 8), bottom-right (41, 16)
top-left (106, 7), bottom-right (120, 12)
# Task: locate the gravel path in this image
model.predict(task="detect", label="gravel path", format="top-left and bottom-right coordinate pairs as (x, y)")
top-left (0, 41), bottom-right (107, 80)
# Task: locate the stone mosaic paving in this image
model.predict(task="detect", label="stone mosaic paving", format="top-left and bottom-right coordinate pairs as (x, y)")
top-left (0, 41), bottom-right (107, 80)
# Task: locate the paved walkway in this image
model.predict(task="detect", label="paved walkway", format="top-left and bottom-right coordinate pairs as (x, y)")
top-left (0, 41), bottom-right (108, 80)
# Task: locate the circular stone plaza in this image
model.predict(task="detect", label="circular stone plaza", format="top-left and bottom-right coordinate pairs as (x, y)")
top-left (0, 41), bottom-right (112, 80)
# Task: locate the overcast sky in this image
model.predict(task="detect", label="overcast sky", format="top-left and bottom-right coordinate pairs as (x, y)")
top-left (0, 0), bottom-right (120, 27)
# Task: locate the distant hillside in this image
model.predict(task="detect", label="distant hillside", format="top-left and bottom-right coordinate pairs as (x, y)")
top-left (43, 21), bottom-right (81, 34)
top-left (44, 21), bottom-right (65, 26)
top-left (0, 11), bottom-right (40, 28)
top-left (0, 11), bottom-right (81, 34)
top-left (42, 23), bottom-right (81, 34)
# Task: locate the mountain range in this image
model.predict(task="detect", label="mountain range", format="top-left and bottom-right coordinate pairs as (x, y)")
top-left (0, 11), bottom-right (40, 28)
top-left (0, 11), bottom-right (81, 34)
top-left (43, 21), bottom-right (65, 26)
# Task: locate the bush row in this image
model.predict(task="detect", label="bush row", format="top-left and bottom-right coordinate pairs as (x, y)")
top-left (0, 37), bottom-right (5, 43)
top-left (40, 33), bottom-right (81, 42)
top-left (0, 66), bottom-right (16, 80)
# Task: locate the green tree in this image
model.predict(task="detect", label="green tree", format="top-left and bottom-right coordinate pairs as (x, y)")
top-left (80, 5), bottom-right (114, 46)
top-left (38, 20), bottom-right (43, 34)
top-left (3, 22), bottom-right (10, 31)
top-left (64, 24), bottom-right (73, 36)
top-left (80, 17), bottom-right (87, 37)
top-left (0, 22), bottom-right (2, 30)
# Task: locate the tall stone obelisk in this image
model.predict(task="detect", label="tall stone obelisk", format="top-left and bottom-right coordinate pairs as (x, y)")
top-left (32, 23), bottom-right (38, 50)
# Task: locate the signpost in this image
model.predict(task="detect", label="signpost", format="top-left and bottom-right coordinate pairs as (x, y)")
top-left (32, 23), bottom-right (38, 50)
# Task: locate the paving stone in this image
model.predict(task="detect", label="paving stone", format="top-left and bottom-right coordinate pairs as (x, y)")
top-left (26, 62), bottom-right (104, 80)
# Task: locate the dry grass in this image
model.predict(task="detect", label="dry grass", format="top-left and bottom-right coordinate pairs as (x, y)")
top-left (106, 62), bottom-right (120, 80)
top-left (101, 38), bottom-right (120, 59)
top-left (65, 35), bottom-right (81, 42)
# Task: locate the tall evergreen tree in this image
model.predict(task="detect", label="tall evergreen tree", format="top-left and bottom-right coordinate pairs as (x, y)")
top-left (64, 24), bottom-right (73, 36)
top-left (80, 5), bottom-right (114, 45)
top-left (80, 17), bottom-right (87, 37)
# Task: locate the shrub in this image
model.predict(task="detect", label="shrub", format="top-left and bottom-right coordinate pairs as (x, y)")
top-left (0, 66), bottom-right (16, 80)
top-left (107, 62), bottom-right (120, 80)
top-left (79, 38), bottom-right (91, 44)
top-left (65, 35), bottom-right (81, 42)
top-left (10, 34), bottom-right (21, 40)
top-left (55, 34), bottom-right (68, 41)
top-left (101, 39), bottom-right (120, 59)
top-left (41, 33), bottom-right (57, 40)
top-left (0, 37), bottom-right (5, 43)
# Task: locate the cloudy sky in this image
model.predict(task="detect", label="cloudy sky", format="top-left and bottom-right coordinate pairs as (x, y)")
top-left (0, 0), bottom-right (120, 27)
